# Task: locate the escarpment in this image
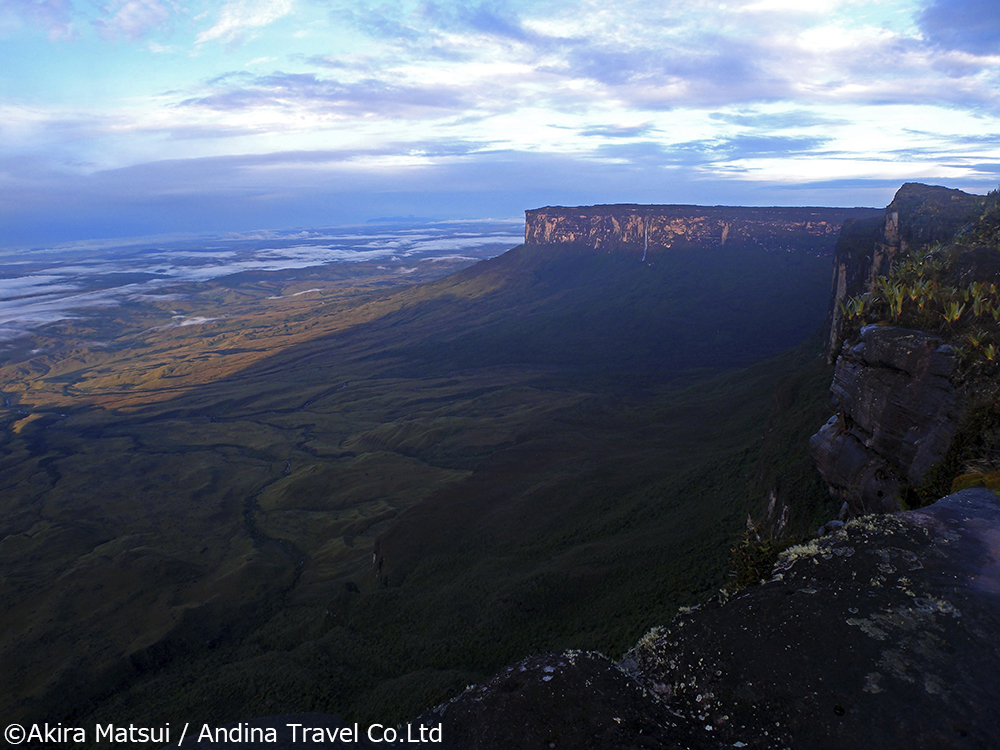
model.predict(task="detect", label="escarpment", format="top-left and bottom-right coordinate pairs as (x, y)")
top-left (826, 183), bottom-right (983, 355)
top-left (524, 204), bottom-right (880, 255)
top-left (810, 325), bottom-right (963, 516)
top-left (417, 185), bottom-right (1000, 748)
top-left (814, 183), bottom-right (1000, 517)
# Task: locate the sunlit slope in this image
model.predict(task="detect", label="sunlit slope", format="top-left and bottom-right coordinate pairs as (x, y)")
top-left (0, 257), bottom-right (476, 412)
top-left (0, 240), bottom-right (837, 736)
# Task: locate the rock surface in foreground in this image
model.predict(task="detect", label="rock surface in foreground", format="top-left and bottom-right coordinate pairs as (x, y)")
top-left (419, 489), bottom-right (1000, 749)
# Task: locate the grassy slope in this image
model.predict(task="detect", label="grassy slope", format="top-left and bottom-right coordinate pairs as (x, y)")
top-left (0, 240), bottom-right (839, 737)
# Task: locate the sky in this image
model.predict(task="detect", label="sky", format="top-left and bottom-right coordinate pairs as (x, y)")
top-left (1, 0), bottom-right (999, 246)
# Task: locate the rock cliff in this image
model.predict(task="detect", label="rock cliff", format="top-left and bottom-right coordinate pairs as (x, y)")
top-left (414, 186), bottom-right (1000, 749)
top-left (524, 204), bottom-right (880, 255)
top-left (813, 183), bottom-right (999, 517)
top-left (826, 183), bottom-right (982, 354)
top-left (810, 325), bottom-right (963, 516)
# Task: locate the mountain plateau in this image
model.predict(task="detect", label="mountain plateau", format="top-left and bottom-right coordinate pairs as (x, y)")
top-left (3, 186), bottom-right (996, 749)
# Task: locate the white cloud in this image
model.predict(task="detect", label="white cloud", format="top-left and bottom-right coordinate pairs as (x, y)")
top-left (196, 0), bottom-right (294, 45)
top-left (0, 0), bottom-right (76, 40)
top-left (94, 0), bottom-right (172, 41)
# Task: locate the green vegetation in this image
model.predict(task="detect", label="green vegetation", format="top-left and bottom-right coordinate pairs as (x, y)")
top-left (0, 236), bottom-right (840, 742)
top-left (726, 523), bottom-right (783, 591)
top-left (835, 188), bottom-right (1000, 502)
top-left (917, 399), bottom-right (1000, 503)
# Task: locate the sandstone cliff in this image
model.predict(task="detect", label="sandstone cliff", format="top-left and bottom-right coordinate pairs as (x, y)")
top-left (810, 325), bottom-right (963, 516)
top-left (826, 183), bottom-right (982, 354)
top-left (813, 184), bottom-right (999, 517)
top-left (524, 204), bottom-right (880, 255)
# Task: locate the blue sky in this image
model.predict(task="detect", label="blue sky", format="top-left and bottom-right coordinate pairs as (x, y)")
top-left (1, 0), bottom-right (998, 245)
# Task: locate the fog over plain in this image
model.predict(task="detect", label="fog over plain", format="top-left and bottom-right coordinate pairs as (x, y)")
top-left (0, 222), bottom-right (521, 341)
top-left (1, 0), bottom-right (998, 246)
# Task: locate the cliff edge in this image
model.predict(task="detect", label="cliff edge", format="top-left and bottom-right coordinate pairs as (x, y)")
top-left (810, 325), bottom-right (963, 516)
top-left (813, 184), bottom-right (1000, 516)
top-left (419, 488), bottom-right (1000, 750)
top-left (524, 204), bottom-right (880, 255)
top-left (826, 183), bottom-right (983, 355)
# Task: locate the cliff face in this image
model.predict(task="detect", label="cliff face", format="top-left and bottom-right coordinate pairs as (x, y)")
top-left (826, 183), bottom-right (982, 353)
top-left (413, 186), bottom-right (1000, 749)
top-left (810, 326), bottom-right (963, 516)
top-left (524, 204), bottom-right (881, 255)
top-left (813, 183), bottom-right (995, 516)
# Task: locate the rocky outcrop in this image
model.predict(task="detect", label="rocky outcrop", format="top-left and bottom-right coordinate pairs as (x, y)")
top-left (187, 489), bottom-right (1000, 749)
top-left (415, 489), bottom-right (1000, 749)
top-left (810, 325), bottom-right (963, 516)
top-left (524, 205), bottom-right (880, 255)
top-left (826, 183), bottom-right (982, 354)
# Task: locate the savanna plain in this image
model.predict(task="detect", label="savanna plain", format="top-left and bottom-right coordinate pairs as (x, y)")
top-left (0, 220), bottom-right (843, 740)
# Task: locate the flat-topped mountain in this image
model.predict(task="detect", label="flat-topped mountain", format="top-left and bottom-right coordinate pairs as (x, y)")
top-left (8, 187), bottom-right (988, 748)
top-left (525, 204), bottom-right (880, 254)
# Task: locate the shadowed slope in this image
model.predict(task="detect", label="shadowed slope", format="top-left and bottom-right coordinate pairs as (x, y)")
top-left (1, 235), bottom-right (839, 738)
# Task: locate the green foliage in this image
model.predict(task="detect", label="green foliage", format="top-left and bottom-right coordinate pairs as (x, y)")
top-left (1, 232), bottom-right (846, 743)
top-left (916, 397), bottom-right (1000, 505)
top-left (834, 188), bottom-right (1000, 506)
top-left (957, 187), bottom-right (1000, 248)
top-left (727, 522), bottom-right (780, 590)
top-left (751, 340), bottom-right (839, 536)
top-left (838, 246), bottom-right (1000, 376)
top-left (951, 470), bottom-right (1000, 494)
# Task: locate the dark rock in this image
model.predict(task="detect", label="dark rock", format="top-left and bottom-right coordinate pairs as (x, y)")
top-left (818, 519), bottom-right (845, 536)
top-left (628, 488), bottom-right (1000, 750)
top-left (810, 325), bottom-right (963, 516)
top-left (416, 489), bottom-right (1000, 750)
top-left (415, 651), bottom-right (690, 750)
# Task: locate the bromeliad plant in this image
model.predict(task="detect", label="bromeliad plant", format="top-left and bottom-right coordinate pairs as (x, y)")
top-left (837, 242), bottom-right (1000, 375)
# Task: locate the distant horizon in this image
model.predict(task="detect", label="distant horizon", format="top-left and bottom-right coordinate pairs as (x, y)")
top-left (3, 0), bottom-right (998, 247)
top-left (3, 180), bottom-right (991, 252)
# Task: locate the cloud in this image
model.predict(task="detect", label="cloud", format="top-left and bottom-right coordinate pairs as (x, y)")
top-left (1, 0), bottom-right (75, 40)
top-left (4, 141), bottom-right (998, 250)
top-left (420, 1), bottom-right (534, 42)
top-left (709, 110), bottom-right (844, 129)
top-left (919, 0), bottom-right (1000, 55)
top-left (196, 0), bottom-right (294, 45)
top-left (93, 0), bottom-right (172, 41)
top-left (594, 134), bottom-right (831, 168)
top-left (580, 123), bottom-right (656, 138)
top-left (716, 134), bottom-right (830, 159)
top-left (179, 71), bottom-right (476, 118)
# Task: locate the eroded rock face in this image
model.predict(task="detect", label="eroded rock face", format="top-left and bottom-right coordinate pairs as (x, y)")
top-left (418, 489), bottom-right (1000, 750)
top-left (810, 325), bottom-right (962, 516)
top-left (826, 183), bottom-right (981, 354)
top-left (523, 205), bottom-right (879, 255)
